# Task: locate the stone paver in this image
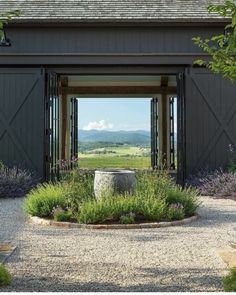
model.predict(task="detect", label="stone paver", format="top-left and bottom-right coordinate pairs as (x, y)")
top-left (0, 196), bottom-right (235, 292)
top-left (0, 244), bottom-right (16, 263)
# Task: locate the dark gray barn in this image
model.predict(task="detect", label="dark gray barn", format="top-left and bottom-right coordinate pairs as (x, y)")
top-left (0, 0), bottom-right (235, 184)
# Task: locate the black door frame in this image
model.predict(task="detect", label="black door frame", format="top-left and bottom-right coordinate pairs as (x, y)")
top-left (45, 72), bottom-right (60, 180)
top-left (45, 66), bottom-right (186, 185)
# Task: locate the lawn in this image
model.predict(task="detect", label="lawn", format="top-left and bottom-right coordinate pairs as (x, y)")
top-left (78, 145), bottom-right (151, 169)
top-left (78, 156), bottom-right (151, 169)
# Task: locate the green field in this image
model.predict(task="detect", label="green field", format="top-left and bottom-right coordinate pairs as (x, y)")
top-left (78, 145), bottom-right (151, 169)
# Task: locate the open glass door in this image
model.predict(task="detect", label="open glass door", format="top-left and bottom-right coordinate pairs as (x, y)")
top-left (45, 72), bottom-right (60, 180)
top-left (176, 72), bottom-right (185, 186)
top-left (151, 97), bottom-right (159, 169)
top-left (70, 97), bottom-right (79, 168)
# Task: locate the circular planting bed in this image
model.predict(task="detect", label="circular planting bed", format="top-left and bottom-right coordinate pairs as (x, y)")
top-left (29, 214), bottom-right (199, 230)
top-left (25, 170), bottom-right (200, 231)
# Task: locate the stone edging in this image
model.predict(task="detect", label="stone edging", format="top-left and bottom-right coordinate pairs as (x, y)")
top-left (29, 215), bottom-right (199, 230)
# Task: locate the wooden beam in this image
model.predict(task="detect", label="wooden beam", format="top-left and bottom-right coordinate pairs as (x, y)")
top-left (61, 77), bottom-right (68, 160)
top-left (161, 76), bottom-right (169, 87)
top-left (59, 86), bottom-right (177, 95)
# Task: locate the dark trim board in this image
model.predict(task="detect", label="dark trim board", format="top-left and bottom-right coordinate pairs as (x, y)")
top-left (0, 54), bottom-right (210, 66)
top-left (8, 20), bottom-right (229, 27)
top-left (59, 86), bottom-right (177, 95)
top-left (46, 66), bottom-right (185, 75)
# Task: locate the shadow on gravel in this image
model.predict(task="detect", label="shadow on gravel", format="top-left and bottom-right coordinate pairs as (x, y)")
top-left (185, 207), bottom-right (236, 229)
top-left (2, 266), bottom-right (223, 292)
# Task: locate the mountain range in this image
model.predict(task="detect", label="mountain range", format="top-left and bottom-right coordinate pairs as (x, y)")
top-left (79, 129), bottom-right (150, 145)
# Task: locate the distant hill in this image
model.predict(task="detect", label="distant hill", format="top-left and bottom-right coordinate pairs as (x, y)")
top-left (79, 129), bottom-right (150, 145)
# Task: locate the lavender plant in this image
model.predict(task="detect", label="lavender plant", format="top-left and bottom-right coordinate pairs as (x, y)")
top-left (0, 162), bottom-right (37, 198)
top-left (187, 168), bottom-right (236, 199)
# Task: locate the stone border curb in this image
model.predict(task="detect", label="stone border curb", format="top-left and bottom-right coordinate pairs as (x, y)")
top-left (29, 214), bottom-right (199, 230)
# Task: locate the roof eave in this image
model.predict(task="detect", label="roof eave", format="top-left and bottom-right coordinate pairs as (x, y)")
top-left (9, 17), bottom-right (230, 27)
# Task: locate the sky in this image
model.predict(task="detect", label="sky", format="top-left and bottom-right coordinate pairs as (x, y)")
top-left (78, 98), bottom-right (152, 131)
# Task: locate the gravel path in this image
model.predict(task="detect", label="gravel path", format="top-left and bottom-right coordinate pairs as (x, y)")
top-left (0, 196), bottom-right (235, 292)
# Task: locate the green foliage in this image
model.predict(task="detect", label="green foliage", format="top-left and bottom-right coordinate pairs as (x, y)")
top-left (193, 0), bottom-right (236, 82)
top-left (140, 197), bottom-right (167, 221)
top-left (0, 264), bottom-right (12, 287)
top-left (0, 10), bottom-right (20, 37)
top-left (52, 207), bottom-right (73, 222)
top-left (229, 163), bottom-right (236, 172)
top-left (165, 187), bottom-right (200, 217)
top-left (167, 205), bottom-right (185, 221)
top-left (223, 267), bottom-right (236, 292)
top-left (79, 194), bottom-right (168, 224)
top-left (79, 156), bottom-right (151, 169)
top-left (78, 199), bottom-right (111, 224)
top-left (135, 170), bottom-right (175, 199)
top-left (25, 170), bottom-right (200, 225)
top-left (63, 169), bottom-right (95, 214)
top-left (120, 213), bottom-right (136, 224)
top-left (24, 183), bottom-right (67, 218)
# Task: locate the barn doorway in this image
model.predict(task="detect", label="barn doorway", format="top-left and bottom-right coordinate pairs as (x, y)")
top-left (45, 74), bottom-right (180, 181)
top-left (78, 97), bottom-right (152, 170)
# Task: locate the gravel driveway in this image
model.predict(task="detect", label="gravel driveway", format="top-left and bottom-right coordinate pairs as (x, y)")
top-left (0, 196), bottom-right (235, 292)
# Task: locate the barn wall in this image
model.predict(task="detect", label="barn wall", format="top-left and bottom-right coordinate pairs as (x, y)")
top-left (185, 68), bottom-right (236, 177)
top-left (0, 68), bottom-right (45, 178)
top-left (0, 24), bottom-right (235, 182)
top-left (0, 26), bottom-right (222, 54)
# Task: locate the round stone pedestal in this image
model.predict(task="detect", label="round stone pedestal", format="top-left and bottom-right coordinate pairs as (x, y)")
top-left (94, 169), bottom-right (136, 199)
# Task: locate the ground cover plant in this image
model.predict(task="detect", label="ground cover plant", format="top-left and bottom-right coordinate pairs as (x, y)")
top-left (25, 170), bottom-right (200, 224)
top-left (24, 183), bottom-right (67, 218)
top-left (223, 267), bottom-right (236, 292)
top-left (0, 162), bottom-right (37, 198)
top-left (0, 264), bottom-right (11, 287)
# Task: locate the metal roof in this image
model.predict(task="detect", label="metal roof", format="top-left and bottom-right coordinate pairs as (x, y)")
top-left (0, 0), bottom-right (229, 23)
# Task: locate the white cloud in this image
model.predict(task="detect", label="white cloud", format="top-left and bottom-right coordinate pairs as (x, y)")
top-left (83, 120), bottom-right (113, 131)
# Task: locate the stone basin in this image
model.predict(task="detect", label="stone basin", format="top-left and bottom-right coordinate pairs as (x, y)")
top-left (94, 169), bottom-right (136, 199)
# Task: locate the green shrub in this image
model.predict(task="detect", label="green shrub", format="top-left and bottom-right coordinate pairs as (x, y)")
top-left (79, 194), bottom-right (167, 224)
top-left (167, 203), bottom-right (185, 221)
top-left (79, 199), bottom-right (111, 224)
top-left (135, 170), bottom-right (175, 198)
top-left (224, 267), bottom-right (236, 292)
top-left (63, 169), bottom-right (95, 214)
top-left (120, 213), bottom-right (135, 224)
top-left (52, 207), bottom-right (73, 222)
top-left (24, 170), bottom-right (200, 224)
top-left (0, 264), bottom-right (12, 287)
top-left (140, 197), bottom-right (167, 221)
top-left (24, 183), bottom-right (67, 218)
top-left (165, 187), bottom-right (200, 217)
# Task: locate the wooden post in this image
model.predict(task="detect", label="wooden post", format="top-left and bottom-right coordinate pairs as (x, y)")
top-left (160, 76), bottom-right (168, 168)
top-left (61, 77), bottom-right (68, 160)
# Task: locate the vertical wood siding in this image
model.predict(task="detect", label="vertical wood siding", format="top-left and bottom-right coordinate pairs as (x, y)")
top-left (185, 68), bottom-right (236, 177)
top-left (0, 68), bottom-right (45, 178)
top-left (0, 26), bottom-right (222, 54)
